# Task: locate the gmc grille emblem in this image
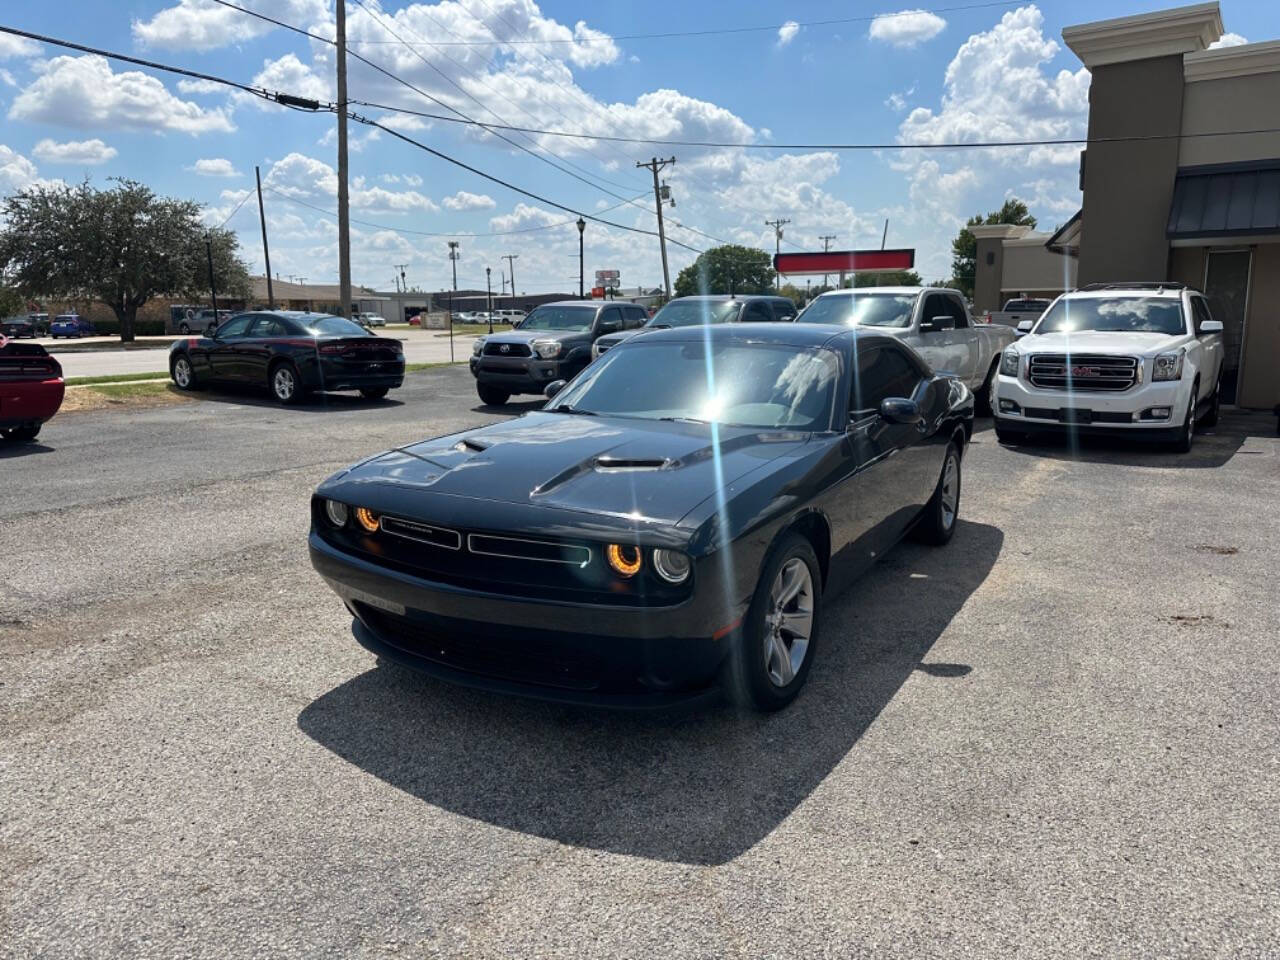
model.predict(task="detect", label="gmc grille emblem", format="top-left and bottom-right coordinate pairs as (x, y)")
top-left (1072, 365), bottom-right (1099, 377)
top-left (499, 344), bottom-right (510, 354)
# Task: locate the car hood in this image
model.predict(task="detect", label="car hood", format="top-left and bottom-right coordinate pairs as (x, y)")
top-left (336, 412), bottom-right (810, 527)
top-left (1017, 330), bottom-right (1185, 355)
top-left (483, 329), bottom-right (585, 345)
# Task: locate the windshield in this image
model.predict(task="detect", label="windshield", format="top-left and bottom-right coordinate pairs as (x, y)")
top-left (1035, 298), bottom-right (1187, 335)
top-left (548, 340), bottom-right (838, 430)
top-left (306, 316), bottom-right (369, 336)
top-left (520, 305), bottom-right (597, 332)
top-left (798, 293), bottom-right (917, 328)
top-left (647, 300), bottom-right (740, 328)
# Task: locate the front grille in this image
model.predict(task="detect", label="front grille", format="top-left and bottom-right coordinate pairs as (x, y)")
top-left (483, 341), bottom-right (532, 357)
top-left (1028, 354), bottom-right (1138, 392)
top-left (468, 533), bottom-right (592, 567)
top-left (380, 516), bottom-right (461, 550)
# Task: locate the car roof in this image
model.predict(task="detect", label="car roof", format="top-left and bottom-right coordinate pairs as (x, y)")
top-left (814, 286), bottom-right (925, 297)
top-left (665, 294), bottom-right (789, 303)
top-left (535, 300), bottom-right (601, 309)
top-left (1061, 287), bottom-right (1191, 300)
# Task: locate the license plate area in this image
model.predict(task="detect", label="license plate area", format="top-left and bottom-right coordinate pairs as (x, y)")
top-left (1059, 408), bottom-right (1092, 424)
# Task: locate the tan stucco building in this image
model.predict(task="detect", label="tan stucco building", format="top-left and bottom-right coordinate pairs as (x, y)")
top-left (975, 2), bottom-right (1280, 408)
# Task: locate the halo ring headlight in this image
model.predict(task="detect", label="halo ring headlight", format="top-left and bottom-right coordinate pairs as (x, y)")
top-left (606, 543), bottom-right (642, 578)
top-left (354, 506), bottom-right (380, 534)
top-left (324, 499), bottom-right (349, 528)
top-left (652, 549), bottom-right (691, 584)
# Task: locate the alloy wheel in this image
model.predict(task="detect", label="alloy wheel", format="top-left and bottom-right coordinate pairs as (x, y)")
top-left (173, 358), bottom-right (192, 388)
top-left (763, 557), bottom-right (814, 687)
top-left (273, 367), bottom-right (296, 402)
top-left (940, 453), bottom-right (959, 530)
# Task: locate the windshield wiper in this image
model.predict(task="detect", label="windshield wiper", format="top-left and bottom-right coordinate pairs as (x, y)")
top-left (550, 405), bottom-right (597, 416)
top-left (657, 415), bottom-right (707, 424)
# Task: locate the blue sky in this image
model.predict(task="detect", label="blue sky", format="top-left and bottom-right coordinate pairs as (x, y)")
top-left (0, 0), bottom-right (1274, 293)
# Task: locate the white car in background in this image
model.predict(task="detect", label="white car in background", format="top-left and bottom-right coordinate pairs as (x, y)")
top-left (355, 311), bottom-right (386, 328)
top-left (799, 286), bottom-right (1015, 412)
top-left (993, 283), bottom-right (1225, 452)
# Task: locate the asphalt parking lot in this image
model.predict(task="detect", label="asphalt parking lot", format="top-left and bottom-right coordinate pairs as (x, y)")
top-left (3, 367), bottom-right (1278, 958)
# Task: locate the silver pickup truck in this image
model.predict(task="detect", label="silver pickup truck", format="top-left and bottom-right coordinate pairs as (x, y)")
top-left (983, 297), bottom-right (1051, 336)
top-left (797, 286), bottom-right (1016, 410)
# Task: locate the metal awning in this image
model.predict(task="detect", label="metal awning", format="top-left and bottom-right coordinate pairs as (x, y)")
top-left (1167, 160), bottom-right (1280, 239)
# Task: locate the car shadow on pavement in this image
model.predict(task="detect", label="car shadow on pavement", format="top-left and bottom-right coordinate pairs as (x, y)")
top-left (998, 407), bottom-right (1270, 469)
top-left (188, 384), bottom-right (405, 412)
top-left (298, 519), bottom-right (1002, 866)
top-left (0, 441), bottom-right (55, 459)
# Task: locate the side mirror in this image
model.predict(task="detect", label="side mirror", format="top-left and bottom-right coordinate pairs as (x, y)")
top-left (544, 379), bottom-right (567, 399)
top-left (920, 316), bottom-right (954, 334)
top-left (879, 397), bottom-right (922, 425)
top-left (1199, 319), bottom-right (1224, 334)
top-left (596, 320), bottom-right (621, 336)
top-left (1016, 320), bottom-right (1034, 333)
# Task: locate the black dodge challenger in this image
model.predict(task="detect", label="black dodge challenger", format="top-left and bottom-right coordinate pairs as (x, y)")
top-left (310, 324), bottom-right (973, 710)
top-left (170, 311), bottom-right (404, 404)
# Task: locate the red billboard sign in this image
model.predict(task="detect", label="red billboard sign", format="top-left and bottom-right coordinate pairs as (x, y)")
top-left (773, 249), bottom-right (915, 275)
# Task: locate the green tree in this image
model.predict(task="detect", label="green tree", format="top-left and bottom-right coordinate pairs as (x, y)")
top-left (843, 269), bottom-right (923, 289)
top-left (0, 284), bottom-right (27, 318)
top-left (949, 198), bottom-right (1036, 299)
top-left (674, 244), bottom-right (775, 298)
top-left (0, 178), bottom-right (250, 342)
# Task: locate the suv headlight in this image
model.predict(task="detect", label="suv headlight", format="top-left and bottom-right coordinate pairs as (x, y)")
top-left (531, 338), bottom-right (560, 360)
top-left (472, 337), bottom-right (485, 356)
top-left (999, 349), bottom-right (1020, 377)
top-left (1152, 350), bottom-right (1184, 381)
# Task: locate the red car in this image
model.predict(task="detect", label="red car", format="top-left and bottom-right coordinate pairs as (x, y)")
top-left (0, 336), bottom-right (65, 442)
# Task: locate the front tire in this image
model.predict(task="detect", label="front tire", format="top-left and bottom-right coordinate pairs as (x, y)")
top-left (171, 354), bottom-right (197, 390)
top-left (912, 442), bottom-right (961, 545)
top-left (270, 361), bottom-right (303, 405)
top-left (477, 384), bottom-right (509, 406)
top-left (1201, 376), bottom-right (1221, 428)
top-left (359, 387), bottom-right (389, 400)
top-left (1171, 383), bottom-right (1197, 454)
top-left (2, 424), bottom-right (41, 442)
top-left (994, 422), bottom-right (1025, 445)
top-left (178, 322), bottom-right (191, 335)
top-left (976, 359), bottom-right (1000, 416)
top-left (723, 532), bottom-right (822, 712)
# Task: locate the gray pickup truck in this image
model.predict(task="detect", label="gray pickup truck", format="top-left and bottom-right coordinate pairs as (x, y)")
top-left (983, 297), bottom-right (1051, 336)
top-left (797, 286), bottom-right (1016, 411)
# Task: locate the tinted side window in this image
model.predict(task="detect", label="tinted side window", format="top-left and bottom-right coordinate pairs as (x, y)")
top-left (598, 307), bottom-right (621, 330)
top-left (851, 346), bottom-right (922, 413)
top-left (248, 316), bottom-right (288, 337)
top-left (624, 306), bottom-right (646, 329)
top-left (742, 301), bottom-right (773, 322)
top-left (216, 316), bottom-right (252, 338)
top-left (922, 294), bottom-right (953, 328)
top-left (773, 300), bottom-right (798, 320)
top-left (1191, 297), bottom-right (1214, 334)
top-left (946, 295), bottom-right (970, 328)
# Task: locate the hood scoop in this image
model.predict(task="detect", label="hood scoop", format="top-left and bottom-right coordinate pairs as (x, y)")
top-left (455, 438), bottom-right (491, 453)
top-left (593, 456), bottom-right (672, 471)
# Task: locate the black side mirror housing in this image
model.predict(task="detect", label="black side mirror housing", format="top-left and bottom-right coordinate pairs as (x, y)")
top-left (920, 316), bottom-right (955, 334)
top-left (879, 397), bottom-right (922, 425)
top-left (597, 320), bottom-right (621, 336)
top-left (544, 379), bottom-right (567, 399)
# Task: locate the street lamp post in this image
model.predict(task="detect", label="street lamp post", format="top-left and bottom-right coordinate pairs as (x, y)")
top-left (576, 217), bottom-right (586, 298)
top-left (485, 266), bottom-right (493, 334)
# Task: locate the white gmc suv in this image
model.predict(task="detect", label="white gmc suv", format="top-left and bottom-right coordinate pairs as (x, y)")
top-left (992, 284), bottom-right (1225, 453)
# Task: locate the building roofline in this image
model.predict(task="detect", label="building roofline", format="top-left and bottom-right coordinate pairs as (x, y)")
top-left (1185, 39), bottom-right (1280, 82)
top-left (1063, 2), bottom-right (1222, 69)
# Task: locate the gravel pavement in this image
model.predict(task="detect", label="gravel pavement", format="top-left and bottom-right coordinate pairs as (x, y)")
top-left (3, 367), bottom-right (1278, 959)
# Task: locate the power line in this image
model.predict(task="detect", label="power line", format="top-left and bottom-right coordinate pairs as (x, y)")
top-left (343, 1), bottom-right (1026, 45)
top-left (215, 188), bottom-right (254, 229)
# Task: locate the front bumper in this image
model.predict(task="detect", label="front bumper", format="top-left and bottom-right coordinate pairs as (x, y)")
top-left (470, 355), bottom-right (569, 393)
top-left (993, 374), bottom-right (1186, 434)
top-left (309, 532), bottom-right (741, 707)
top-left (0, 378), bottom-right (65, 428)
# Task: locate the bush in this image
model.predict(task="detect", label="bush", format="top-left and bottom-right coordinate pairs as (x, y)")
top-left (90, 318), bottom-right (168, 337)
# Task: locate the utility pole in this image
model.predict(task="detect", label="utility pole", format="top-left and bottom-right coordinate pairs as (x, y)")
top-left (501, 270), bottom-right (507, 296)
top-left (393, 263), bottom-right (408, 294)
top-left (637, 157), bottom-right (675, 298)
top-left (447, 241), bottom-right (460, 293)
top-left (576, 217), bottom-right (585, 298)
top-left (485, 266), bottom-right (493, 334)
top-left (335, 0), bottom-right (352, 319)
top-left (255, 166), bottom-right (274, 308)
top-left (819, 234), bottom-right (837, 291)
top-left (502, 254), bottom-right (518, 298)
top-left (765, 218), bottom-right (791, 291)
top-left (204, 233), bottom-right (219, 322)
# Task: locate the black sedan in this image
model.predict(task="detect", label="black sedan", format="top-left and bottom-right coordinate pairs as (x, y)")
top-left (1, 315), bottom-right (45, 339)
top-left (170, 311), bottom-right (405, 404)
top-left (309, 324), bottom-right (973, 711)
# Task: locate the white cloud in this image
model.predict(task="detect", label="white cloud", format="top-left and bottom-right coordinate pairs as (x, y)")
top-left (778, 21), bottom-right (801, 46)
top-left (489, 203), bottom-right (565, 232)
top-left (382, 173), bottom-right (424, 187)
top-left (8, 55), bottom-right (234, 135)
top-left (244, 52), bottom-right (330, 109)
top-left (133, 0), bottom-right (328, 49)
top-left (885, 85), bottom-right (916, 111)
top-left (263, 151), bottom-right (438, 215)
top-left (0, 69), bottom-right (15, 88)
top-left (889, 5), bottom-right (1088, 277)
top-left (0, 34), bottom-right (41, 59)
top-left (869, 9), bottom-right (947, 48)
top-left (176, 78), bottom-right (225, 95)
top-left (444, 190), bottom-right (497, 211)
top-left (0, 144), bottom-right (39, 191)
top-left (32, 138), bottom-right (117, 165)
top-left (1208, 32), bottom-right (1249, 49)
top-left (189, 157), bottom-right (241, 177)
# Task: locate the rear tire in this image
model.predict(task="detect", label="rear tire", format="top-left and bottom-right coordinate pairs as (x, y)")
top-left (270, 361), bottom-right (303, 405)
top-left (912, 442), bottom-right (961, 546)
top-left (722, 532), bottom-right (822, 712)
top-left (360, 387), bottom-right (389, 400)
top-left (477, 384), bottom-right (510, 406)
top-left (2, 424), bottom-right (41, 442)
top-left (976, 359), bottom-right (1000, 416)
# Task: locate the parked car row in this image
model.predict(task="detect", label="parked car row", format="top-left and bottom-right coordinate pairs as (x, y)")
top-left (1, 314), bottom-right (49, 339)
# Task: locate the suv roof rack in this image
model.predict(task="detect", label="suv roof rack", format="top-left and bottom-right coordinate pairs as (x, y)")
top-left (1078, 282), bottom-right (1188, 292)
